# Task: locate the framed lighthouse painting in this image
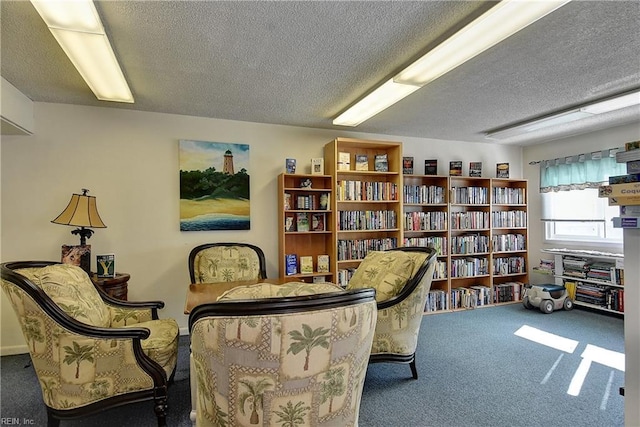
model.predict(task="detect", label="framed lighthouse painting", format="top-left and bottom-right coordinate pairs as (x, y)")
top-left (179, 140), bottom-right (250, 231)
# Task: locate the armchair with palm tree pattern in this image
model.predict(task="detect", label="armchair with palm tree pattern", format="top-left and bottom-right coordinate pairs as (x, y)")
top-left (188, 242), bottom-right (267, 284)
top-left (188, 284), bottom-right (377, 427)
top-left (1, 261), bottom-right (179, 427)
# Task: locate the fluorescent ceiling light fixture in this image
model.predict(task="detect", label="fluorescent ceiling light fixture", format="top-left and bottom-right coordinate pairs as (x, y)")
top-left (333, 80), bottom-right (421, 127)
top-left (395, 0), bottom-right (571, 87)
top-left (485, 89), bottom-right (640, 140)
top-left (31, 0), bottom-right (134, 103)
top-left (333, 0), bottom-right (570, 127)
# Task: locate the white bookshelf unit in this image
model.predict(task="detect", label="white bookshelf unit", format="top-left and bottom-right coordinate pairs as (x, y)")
top-left (542, 249), bottom-right (625, 315)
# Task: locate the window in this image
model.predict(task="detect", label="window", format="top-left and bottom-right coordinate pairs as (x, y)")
top-left (539, 149), bottom-right (625, 247)
top-left (542, 189), bottom-right (622, 245)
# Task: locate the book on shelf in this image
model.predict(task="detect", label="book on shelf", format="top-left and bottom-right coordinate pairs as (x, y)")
top-left (449, 161), bottom-right (462, 176)
top-left (319, 193), bottom-right (330, 210)
top-left (609, 173), bottom-right (640, 184)
top-left (286, 158), bottom-right (296, 174)
top-left (598, 182), bottom-right (640, 198)
top-left (625, 140), bottom-right (640, 151)
top-left (338, 152), bottom-right (351, 171)
top-left (616, 149), bottom-right (640, 163)
top-left (284, 215), bottom-right (295, 232)
top-left (608, 195), bottom-right (640, 206)
top-left (424, 159), bottom-right (438, 175)
top-left (317, 254), bottom-right (330, 273)
top-left (300, 256), bottom-right (313, 274)
top-left (496, 162), bottom-right (510, 178)
top-left (311, 158), bottom-right (324, 175)
top-left (284, 193), bottom-right (292, 210)
top-left (612, 216), bottom-right (640, 228)
top-left (355, 154), bottom-right (369, 171)
top-left (620, 205), bottom-right (640, 216)
top-left (469, 162), bottom-right (482, 177)
top-left (296, 213), bottom-right (310, 232)
top-left (311, 213), bottom-right (326, 231)
top-left (96, 253), bottom-right (115, 278)
top-left (627, 160), bottom-right (640, 174)
top-left (403, 157), bottom-right (414, 174)
top-left (374, 154), bottom-right (389, 172)
top-left (285, 254), bottom-right (298, 275)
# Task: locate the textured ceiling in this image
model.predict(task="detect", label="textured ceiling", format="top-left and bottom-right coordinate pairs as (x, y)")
top-left (1, 1), bottom-right (639, 145)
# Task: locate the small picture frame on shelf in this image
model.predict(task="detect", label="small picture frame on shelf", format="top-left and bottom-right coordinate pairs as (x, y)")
top-left (296, 213), bottom-right (310, 232)
top-left (449, 161), bottom-right (462, 176)
top-left (284, 216), bottom-right (295, 232)
top-left (311, 158), bottom-right (324, 175)
top-left (300, 256), bottom-right (313, 274)
top-left (469, 162), bottom-right (482, 177)
top-left (317, 255), bottom-right (330, 273)
top-left (424, 159), bottom-right (438, 175)
top-left (338, 152), bottom-right (351, 171)
top-left (286, 158), bottom-right (297, 174)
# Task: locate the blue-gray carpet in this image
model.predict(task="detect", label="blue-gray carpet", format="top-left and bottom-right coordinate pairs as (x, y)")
top-left (1, 304), bottom-right (624, 426)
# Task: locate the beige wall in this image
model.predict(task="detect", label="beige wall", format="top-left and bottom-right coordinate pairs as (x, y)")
top-left (1, 102), bottom-right (523, 353)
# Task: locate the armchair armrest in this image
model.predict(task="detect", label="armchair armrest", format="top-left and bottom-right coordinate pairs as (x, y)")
top-left (95, 283), bottom-right (164, 320)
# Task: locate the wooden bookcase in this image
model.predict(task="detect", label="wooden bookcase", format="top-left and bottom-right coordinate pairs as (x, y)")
top-left (323, 137), bottom-right (403, 287)
top-left (277, 173), bottom-right (335, 283)
top-left (404, 176), bottom-right (529, 313)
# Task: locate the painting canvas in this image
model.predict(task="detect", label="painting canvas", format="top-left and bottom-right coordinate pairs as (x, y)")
top-left (180, 140), bottom-right (250, 230)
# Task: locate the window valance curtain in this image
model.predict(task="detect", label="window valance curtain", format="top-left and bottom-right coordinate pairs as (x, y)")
top-left (539, 148), bottom-right (626, 193)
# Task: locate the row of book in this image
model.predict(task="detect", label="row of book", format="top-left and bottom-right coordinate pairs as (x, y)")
top-left (403, 237), bottom-right (448, 256)
top-left (450, 211), bottom-right (490, 230)
top-left (450, 257), bottom-right (489, 278)
top-left (566, 281), bottom-right (624, 313)
top-left (338, 210), bottom-right (397, 231)
top-left (404, 211), bottom-right (447, 231)
top-left (283, 192), bottom-right (330, 211)
top-left (424, 282), bottom-right (524, 312)
top-left (284, 212), bottom-right (326, 232)
top-left (450, 186), bottom-right (488, 204)
top-left (403, 185), bottom-right (447, 204)
top-left (599, 142), bottom-right (640, 228)
top-left (492, 233), bottom-right (526, 252)
top-left (491, 210), bottom-right (527, 228)
top-left (284, 254), bottom-right (330, 276)
top-left (493, 256), bottom-right (526, 275)
top-left (562, 256), bottom-right (623, 285)
top-left (336, 238), bottom-right (398, 261)
top-left (336, 180), bottom-right (398, 201)
top-left (451, 234), bottom-right (489, 255)
top-left (492, 187), bottom-right (526, 204)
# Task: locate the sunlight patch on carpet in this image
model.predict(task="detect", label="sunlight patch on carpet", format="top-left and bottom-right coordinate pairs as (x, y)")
top-left (514, 325), bottom-right (578, 353)
top-left (568, 344), bottom-right (625, 397)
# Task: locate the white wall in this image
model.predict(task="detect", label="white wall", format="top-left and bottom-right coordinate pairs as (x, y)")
top-left (0, 102), bottom-right (522, 353)
top-left (522, 122), bottom-right (640, 426)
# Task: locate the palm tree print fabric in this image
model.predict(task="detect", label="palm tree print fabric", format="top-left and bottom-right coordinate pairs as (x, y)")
top-left (191, 300), bottom-right (377, 426)
top-left (193, 246), bottom-right (263, 283)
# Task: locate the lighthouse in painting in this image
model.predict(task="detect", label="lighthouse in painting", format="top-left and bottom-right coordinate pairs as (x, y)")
top-left (223, 149), bottom-right (234, 175)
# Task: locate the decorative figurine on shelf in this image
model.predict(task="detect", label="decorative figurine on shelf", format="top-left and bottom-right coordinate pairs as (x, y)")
top-left (300, 178), bottom-right (312, 189)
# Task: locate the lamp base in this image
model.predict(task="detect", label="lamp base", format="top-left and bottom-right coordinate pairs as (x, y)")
top-left (61, 244), bottom-right (91, 275)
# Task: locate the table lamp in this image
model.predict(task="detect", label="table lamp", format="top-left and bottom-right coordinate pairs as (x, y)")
top-left (52, 189), bottom-right (106, 273)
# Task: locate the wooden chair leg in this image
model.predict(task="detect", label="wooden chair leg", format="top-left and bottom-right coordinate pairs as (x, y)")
top-left (154, 394), bottom-right (168, 427)
top-left (47, 411), bottom-right (60, 427)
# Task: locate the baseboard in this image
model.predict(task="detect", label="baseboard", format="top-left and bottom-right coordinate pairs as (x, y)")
top-left (1, 344), bottom-right (29, 356)
top-left (179, 326), bottom-right (189, 336)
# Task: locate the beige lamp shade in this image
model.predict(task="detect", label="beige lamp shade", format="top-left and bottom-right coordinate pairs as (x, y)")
top-left (52, 192), bottom-right (107, 228)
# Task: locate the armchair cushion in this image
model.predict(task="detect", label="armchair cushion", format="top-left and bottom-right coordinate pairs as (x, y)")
top-left (217, 281), bottom-right (343, 301)
top-left (17, 264), bottom-right (110, 328)
top-left (346, 251), bottom-right (427, 302)
top-left (123, 318), bottom-right (179, 378)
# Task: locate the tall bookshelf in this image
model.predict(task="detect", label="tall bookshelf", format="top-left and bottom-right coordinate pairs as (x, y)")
top-left (277, 173), bottom-right (335, 283)
top-left (404, 176), bottom-right (529, 313)
top-left (323, 137), bottom-right (403, 287)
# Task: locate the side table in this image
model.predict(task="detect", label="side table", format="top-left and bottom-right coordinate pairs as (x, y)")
top-left (91, 272), bottom-right (130, 301)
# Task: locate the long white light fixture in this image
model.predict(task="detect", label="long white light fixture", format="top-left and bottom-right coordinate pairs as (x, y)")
top-left (31, 0), bottom-right (134, 103)
top-left (485, 89), bottom-right (640, 140)
top-left (333, 0), bottom-right (570, 127)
